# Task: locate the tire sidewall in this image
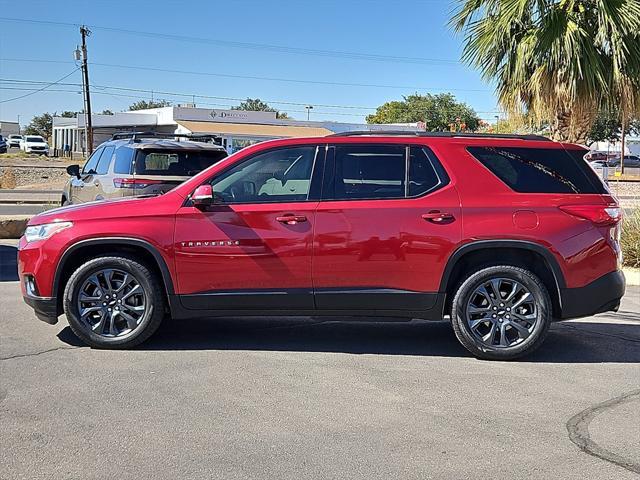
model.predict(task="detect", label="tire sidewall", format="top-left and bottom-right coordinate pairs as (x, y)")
top-left (64, 256), bottom-right (162, 348)
top-left (451, 266), bottom-right (552, 360)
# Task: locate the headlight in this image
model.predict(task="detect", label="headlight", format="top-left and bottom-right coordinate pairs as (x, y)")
top-left (24, 222), bottom-right (72, 243)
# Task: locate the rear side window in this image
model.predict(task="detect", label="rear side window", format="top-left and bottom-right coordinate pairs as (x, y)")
top-left (113, 147), bottom-right (134, 174)
top-left (95, 146), bottom-right (115, 175)
top-left (327, 144), bottom-right (449, 200)
top-left (467, 147), bottom-right (606, 194)
top-left (334, 145), bottom-right (406, 200)
top-left (135, 149), bottom-right (227, 176)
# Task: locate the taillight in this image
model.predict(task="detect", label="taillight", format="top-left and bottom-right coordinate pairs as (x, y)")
top-left (113, 178), bottom-right (164, 189)
top-left (559, 205), bottom-right (622, 226)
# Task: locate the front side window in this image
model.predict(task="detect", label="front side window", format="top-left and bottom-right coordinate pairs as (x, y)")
top-left (82, 147), bottom-right (104, 174)
top-left (333, 145), bottom-right (406, 200)
top-left (210, 146), bottom-right (317, 203)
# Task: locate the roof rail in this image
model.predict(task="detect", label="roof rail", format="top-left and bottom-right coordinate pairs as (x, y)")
top-left (327, 131), bottom-right (552, 141)
top-left (110, 131), bottom-right (222, 144)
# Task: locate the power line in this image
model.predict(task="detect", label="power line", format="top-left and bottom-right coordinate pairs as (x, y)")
top-left (0, 78), bottom-right (504, 115)
top-left (0, 57), bottom-right (491, 93)
top-left (0, 68), bottom-right (80, 103)
top-left (0, 17), bottom-right (463, 66)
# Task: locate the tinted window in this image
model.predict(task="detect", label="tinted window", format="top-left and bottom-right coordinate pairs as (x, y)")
top-left (333, 145), bottom-right (406, 200)
top-left (135, 149), bottom-right (227, 176)
top-left (113, 147), bottom-right (134, 174)
top-left (467, 147), bottom-right (607, 194)
top-left (95, 146), bottom-right (115, 175)
top-left (82, 147), bottom-right (103, 174)
top-left (210, 146), bottom-right (317, 203)
top-left (409, 147), bottom-right (448, 196)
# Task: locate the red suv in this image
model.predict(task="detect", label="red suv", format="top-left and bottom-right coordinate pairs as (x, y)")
top-left (18, 132), bottom-right (625, 359)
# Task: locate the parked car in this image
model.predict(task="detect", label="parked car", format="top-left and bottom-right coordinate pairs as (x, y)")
top-left (20, 135), bottom-right (49, 155)
top-left (6, 134), bottom-right (23, 148)
top-left (18, 132), bottom-right (625, 360)
top-left (61, 135), bottom-right (228, 205)
top-left (0, 135), bottom-right (7, 154)
top-left (608, 155), bottom-right (640, 168)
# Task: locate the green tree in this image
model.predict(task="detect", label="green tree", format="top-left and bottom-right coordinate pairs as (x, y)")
top-left (128, 99), bottom-right (171, 111)
top-left (232, 98), bottom-right (289, 119)
top-left (452, 0), bottom-right (640, 143)
top-left (100, 109), bottom-right (114, 115)
top-left (366, 93), bottom-right (481, 131)
top-left (588, 110), bottom-right (640, 144)
top-left (23, 113), bottom-right (53, 138)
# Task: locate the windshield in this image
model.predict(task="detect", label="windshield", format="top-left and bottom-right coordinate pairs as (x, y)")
top-left (134, 149), bottom-right (227, 176)
top-left (26, 136), bottom-right (45, 142)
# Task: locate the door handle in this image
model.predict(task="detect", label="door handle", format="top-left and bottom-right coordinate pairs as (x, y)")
top-left (422, 211), bottom-right (455, 224)
top-left (276, 214), bottom-right (307, 225)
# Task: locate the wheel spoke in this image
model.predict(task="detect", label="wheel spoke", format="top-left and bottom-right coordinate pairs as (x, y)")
top-left (504, 282), bottom-right (520, 302)
top-left (499, 323), bottom-right (509, 346)
top-left (489, 278), bottom-right (503, 301)
top-left (511, 292), bottom-right (532, 309)
top-left (509, 320), bottom-right (531, 339)
top-left (476, 285), bottom-right (494, 305)
top-left (91, 311), bottom-right (107, 334)
top-left (468, 305), bottom-right (492, 314)
top-left (121, 284), bottom-right (141, 301)
top-left (482, 323), bottom-right (498, 345)
top-left (469, 317), bottom-right (490, 331)
top-left (120, 311), bottom-right (139, 330)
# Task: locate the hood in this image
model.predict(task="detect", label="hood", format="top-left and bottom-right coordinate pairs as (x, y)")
top-left (28, 192), bottom-right (182, 226)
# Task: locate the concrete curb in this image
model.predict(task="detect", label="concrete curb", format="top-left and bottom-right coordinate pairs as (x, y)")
top-left (623, 268), bottom-right (640, 286)
top-left (0, 215), bottom-right (30, 239)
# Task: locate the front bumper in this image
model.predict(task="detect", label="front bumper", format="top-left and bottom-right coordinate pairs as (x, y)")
top-left (558, 270), bottom-right (626, 320)
top-left (23, 294), bottom-right (59, 324)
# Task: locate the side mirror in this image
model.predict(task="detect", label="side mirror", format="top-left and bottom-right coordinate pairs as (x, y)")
top-left (192, 184), bottom-right (214, 208)
top-left (66, 164), bottom-right (81, 179)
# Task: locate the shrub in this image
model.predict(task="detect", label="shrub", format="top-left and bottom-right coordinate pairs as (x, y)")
top-left (621, 209), bottom-right (640, 268)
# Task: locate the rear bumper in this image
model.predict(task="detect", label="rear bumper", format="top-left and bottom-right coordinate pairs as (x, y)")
top-left (23, 295), bottom-right (59, 324)
top-left (558, 270), bottom-right (625, 320)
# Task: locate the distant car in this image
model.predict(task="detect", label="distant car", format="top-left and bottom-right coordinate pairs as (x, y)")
top-left (609, 155), bottom-right (640, 168)
top-left (62, 135), bottom-right (228, 205)
top-left (0, 135), bottom-right (7, 153)
top-left (584, 151), bottom-right (609, 162)
top-left (20, 135), bottom-right (49, 155)
top-left (7, 134), bottom-right (23, 148)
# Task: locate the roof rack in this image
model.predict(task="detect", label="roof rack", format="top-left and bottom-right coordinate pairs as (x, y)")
top-left (327, 131), bottom-right (552, 141)
top-left (111, 131), bottom-right (222, 144)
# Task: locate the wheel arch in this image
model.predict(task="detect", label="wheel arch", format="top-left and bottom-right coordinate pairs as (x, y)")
top-left (53, 237), bottom-right (175, 315)
top-left (440, 240), bottom-right (565, 317)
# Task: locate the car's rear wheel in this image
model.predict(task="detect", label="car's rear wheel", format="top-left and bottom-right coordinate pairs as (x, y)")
top-left (63, 255), bottom-right (165, 348)
top-left (450, 266), bottom-right (551, 360)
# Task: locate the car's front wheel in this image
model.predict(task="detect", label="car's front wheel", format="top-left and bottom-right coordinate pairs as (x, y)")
top-left (63, 255), bottom-right (165, 348)
top-left (450, 266), bottom-right (552, 360)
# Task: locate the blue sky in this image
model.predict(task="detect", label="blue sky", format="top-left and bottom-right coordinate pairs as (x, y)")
top-left (0, 0), bottom-right (499, 126)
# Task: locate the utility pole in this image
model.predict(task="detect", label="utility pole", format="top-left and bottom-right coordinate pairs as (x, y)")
top-left (80, 25), bottom-right (93, 154)
top-left (620, 112), bottom-right (626, 175)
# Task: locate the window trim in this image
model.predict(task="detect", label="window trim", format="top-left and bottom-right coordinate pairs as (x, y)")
top-left (95, 145), bottom-right (115, 175)
top-left (321, 143), bottom-right (450, 202)
top-left (82, 146), bottom-right (104, 174)
top-left (186, 144), bottom-right (325, 206)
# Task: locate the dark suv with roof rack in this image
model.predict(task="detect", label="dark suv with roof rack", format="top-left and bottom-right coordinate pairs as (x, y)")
top-left (20, 131), bottom-right (625, 359)
top-left (61, 133), bottom-right (228, 205)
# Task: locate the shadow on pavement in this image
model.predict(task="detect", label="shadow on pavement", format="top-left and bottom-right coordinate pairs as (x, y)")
top-left (0, 245), bottom-right (18, 282)
top-left (57, 313), bottom-right (640, 363)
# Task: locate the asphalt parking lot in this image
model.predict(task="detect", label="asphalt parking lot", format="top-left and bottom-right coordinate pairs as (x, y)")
top-left (1, 241), bottom-right (639, 479)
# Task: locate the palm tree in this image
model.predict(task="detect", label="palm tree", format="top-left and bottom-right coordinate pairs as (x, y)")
top-left (452, 0), bottom-right (640, 144)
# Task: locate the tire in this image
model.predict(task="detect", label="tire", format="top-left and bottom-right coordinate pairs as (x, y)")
top-left (63, 255), bottom-right (165, 348)
top-left (450, 265), bottom-right (552, 360)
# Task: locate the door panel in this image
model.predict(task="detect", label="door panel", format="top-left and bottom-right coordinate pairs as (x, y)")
top-left (173, 144), bottom-right (324, 311)
top-left (313, 144), bottom-right (462, 310)
top-left (174, 202), bottom-right (318, 309)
